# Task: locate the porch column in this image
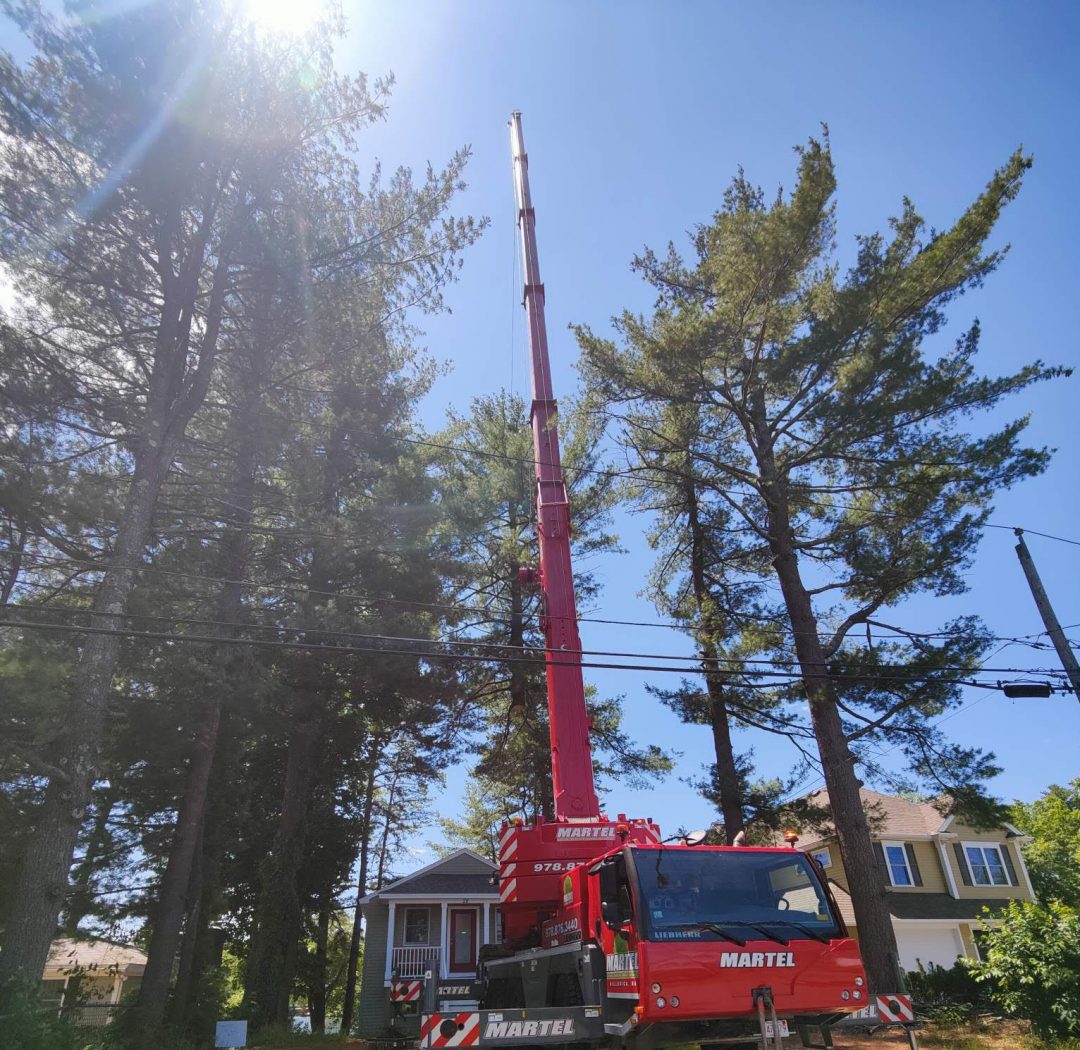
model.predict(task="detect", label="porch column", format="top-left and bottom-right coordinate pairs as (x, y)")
top-left (441, 902), bottom-right (449, 978)
top-left (384, 901), bottom-right (397, 982)
top-left (482, 902), bottom-right (490, 946)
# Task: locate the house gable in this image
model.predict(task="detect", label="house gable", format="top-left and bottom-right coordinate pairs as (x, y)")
top-left (941, 822), bottom-right (1033, 901)
top-left (362, 848), bottom-right (497, 903)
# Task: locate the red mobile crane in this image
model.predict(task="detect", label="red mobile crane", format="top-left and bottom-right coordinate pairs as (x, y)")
top-left (418, 113), bottom-right (866, 1050)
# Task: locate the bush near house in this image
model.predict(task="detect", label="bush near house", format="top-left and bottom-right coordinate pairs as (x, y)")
top-left (905, 959), bottom-right (992, 1023)
top-left (969, 899), bottom-right (1080, 1039)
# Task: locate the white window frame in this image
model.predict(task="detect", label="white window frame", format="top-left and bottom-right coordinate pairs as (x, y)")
top-left (963, 842), bottom-right (1010, 887)
top-left (882, 841), bottom-right (914, 887)
top-left (810, 847), bottom-right (832, 869)
top-left (403, 906), bottom-right (431, 945)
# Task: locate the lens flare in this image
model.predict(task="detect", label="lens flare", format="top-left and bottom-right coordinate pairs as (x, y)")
top-left (245, 0), bottom-right (322, 35)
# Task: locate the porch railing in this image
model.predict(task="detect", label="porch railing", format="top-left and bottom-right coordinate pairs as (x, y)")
top-left (391, 945), bottom-right (441, 979)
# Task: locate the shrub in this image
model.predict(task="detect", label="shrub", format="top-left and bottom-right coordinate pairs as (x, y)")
top-left (0, 984), bottom-right (76, 1050)
top-left (905, 958), bottom-right (991, 1022)
top-left (969, 899), bottom-right (1080, 1039)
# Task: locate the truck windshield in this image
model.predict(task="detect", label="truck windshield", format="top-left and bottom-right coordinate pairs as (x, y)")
top-left (630, 849), bottom-right (842, 942)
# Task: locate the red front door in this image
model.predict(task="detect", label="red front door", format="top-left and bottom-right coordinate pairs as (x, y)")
top-left (449, 908), bottom-right (477, 973)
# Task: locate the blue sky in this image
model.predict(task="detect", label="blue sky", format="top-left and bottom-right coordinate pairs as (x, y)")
top-left (333, 0), bottom-right (1079, 861)
top-left (3, 1), bottom-right (1076, 868)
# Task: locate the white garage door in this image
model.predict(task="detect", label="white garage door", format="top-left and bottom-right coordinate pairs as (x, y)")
top-left (895, 925), bottom-right (965, 973)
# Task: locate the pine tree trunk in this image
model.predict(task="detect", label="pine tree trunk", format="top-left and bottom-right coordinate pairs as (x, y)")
top-left (136, 379), bottom-right (261, 1037)
top-left (171, 740), bottom-right (233, 1033)
top-left (136, 698), bottom-right (220, 1029)
top-left (705, 684), bottom-right (744, 843)
top-left (771, 542), bottom-right (902, 992)
top-left (0, 449), bottom-right (172, 988)
top-left (340, 739), bottom-right (381, 1034)
top-left (243, 687), bottom-right (327, 1027)
top-left (685, 471), bottom-right (745, 843)
top-left (0, 522), bottom-right (26, 605)
top-left (0, 205), bottom-right (233, 989)
top-left (63, 783), bottom-right (118, 935)
top-left (243, 405), bottom-right (350, 1027)
top-left (750, 393), bottom-right (902, 994)
top-left (374, 775), bottom-right (401, 890)
top-left (165, 816), bottom-right (207, 1037)
top-left (309, 892), bottom-right (331, 1034)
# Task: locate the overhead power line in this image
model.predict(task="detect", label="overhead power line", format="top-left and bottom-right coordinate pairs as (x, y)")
top-left (0, 602), bottom-right (1070, 678)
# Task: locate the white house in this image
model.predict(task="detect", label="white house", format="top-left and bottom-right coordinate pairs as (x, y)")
top-left (41, 937), bottom-right (147, 1026)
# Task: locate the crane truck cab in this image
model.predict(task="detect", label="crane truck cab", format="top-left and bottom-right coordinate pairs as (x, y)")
top-left (586, 842), bottom-right (865, 1027)
top-left (464, 834), bottom-right (867, 1050)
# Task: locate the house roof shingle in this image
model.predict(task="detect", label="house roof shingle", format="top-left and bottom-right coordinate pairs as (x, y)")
top-left (44, 938), bottom-right (147, 977)
top-left (381, 872), bottom-right (497, 897)
top-left (886, 895), bottom-right (1011, 921)
top-left (799, 788), bottom-right (950, 846)
top-left (826, 883), bottom-right (1010, 926)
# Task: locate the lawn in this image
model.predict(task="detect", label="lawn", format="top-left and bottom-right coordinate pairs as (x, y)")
top-left (831, 1020), bottom-right (1074, 1049)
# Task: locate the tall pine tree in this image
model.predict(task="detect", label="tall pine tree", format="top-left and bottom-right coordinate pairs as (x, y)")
top-left (577, 135), bottom-right (1064, 991)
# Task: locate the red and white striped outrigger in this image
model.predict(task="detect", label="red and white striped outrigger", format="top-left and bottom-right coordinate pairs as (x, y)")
top-left (497, 823), bottom-right (520, 903)
top-left (420, 1011), bottom-right (481, 1048)
top-left (390, 978), bottom-right (422, 1003)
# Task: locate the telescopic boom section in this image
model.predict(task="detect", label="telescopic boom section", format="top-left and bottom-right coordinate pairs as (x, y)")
top-left (510, 112), bottom-right (600, 822)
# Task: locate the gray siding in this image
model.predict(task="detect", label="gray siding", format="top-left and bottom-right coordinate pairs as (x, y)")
top-left (356, 902), bottom-right (390, 1038)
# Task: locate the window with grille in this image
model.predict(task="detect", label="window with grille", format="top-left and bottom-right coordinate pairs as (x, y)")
top-left (964, 844), bottom-right (1009, 886)
top-left (883, 842), bottom-right (913, 886)
top-left (403, 907), bottom-right (430, 944)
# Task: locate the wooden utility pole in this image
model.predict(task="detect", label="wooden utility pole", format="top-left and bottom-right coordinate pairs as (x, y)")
top-left (1014, 529), bottom-right (1080, 704)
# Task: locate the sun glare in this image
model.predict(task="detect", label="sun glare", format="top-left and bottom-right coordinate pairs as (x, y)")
top-left (245, 0), bottom-right (323, 36)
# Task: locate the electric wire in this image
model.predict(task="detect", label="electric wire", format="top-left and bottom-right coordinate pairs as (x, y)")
top-left (0, 608), bottom-right (1070, 691)
top-left (0, 594), bottom-right (1071, 676)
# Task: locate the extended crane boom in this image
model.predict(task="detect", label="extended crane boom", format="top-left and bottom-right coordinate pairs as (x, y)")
top-left (417, 115), bottom-right (869, 1050)
top-left (510, 112), bottom-right (600, 822)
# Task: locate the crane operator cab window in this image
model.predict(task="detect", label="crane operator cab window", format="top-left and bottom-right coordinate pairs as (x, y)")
top-left (629, 848), bottom-right (842, 943)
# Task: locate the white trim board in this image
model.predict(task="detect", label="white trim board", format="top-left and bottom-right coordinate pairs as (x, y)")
top-left (374, 893), bottom-right (499, 902)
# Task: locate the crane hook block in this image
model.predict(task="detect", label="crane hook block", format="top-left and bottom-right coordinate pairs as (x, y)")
top-left (518, 566), bottom-right (542, 586)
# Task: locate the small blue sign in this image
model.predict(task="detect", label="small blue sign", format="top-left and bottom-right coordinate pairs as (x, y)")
top-left (215, 1020), bottom-right (248, 1048)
